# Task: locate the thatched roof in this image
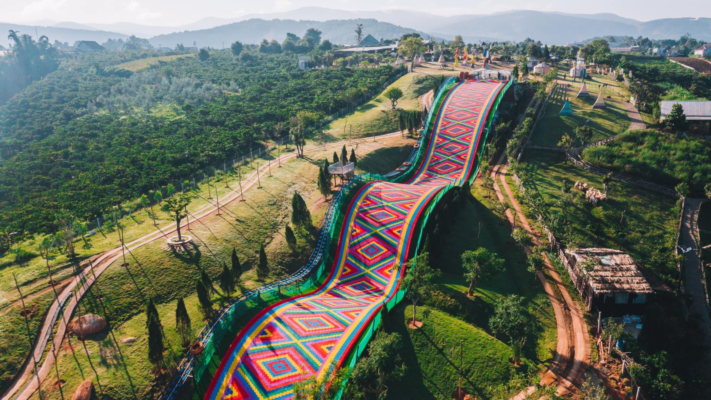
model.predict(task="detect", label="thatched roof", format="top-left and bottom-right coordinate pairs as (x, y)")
top-left (565, 248), bottom-right (653, 294)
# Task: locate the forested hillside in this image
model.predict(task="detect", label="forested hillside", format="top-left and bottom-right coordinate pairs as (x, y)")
top-left (0, 49), bottom-right (402, 235)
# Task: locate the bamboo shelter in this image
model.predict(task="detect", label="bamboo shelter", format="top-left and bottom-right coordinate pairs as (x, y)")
top-left (562, 248), bottom-right (654, 316)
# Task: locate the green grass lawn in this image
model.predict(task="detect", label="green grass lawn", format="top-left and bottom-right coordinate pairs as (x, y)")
top-left (22, 136), bottom-right (414, 400)
top-left (387, 183), bottom-right (557, 399)
top-left (521, 150), bottom-right (680, 287)
top-left (531, 70), bottom-right (630, 147)
top-left (323, 73), bottom-right (452, 140)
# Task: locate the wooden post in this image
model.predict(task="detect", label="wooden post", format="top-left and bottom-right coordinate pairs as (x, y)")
top-left (278, 144), bottom-right (281, 168)
top-left (635, 387), bottom-right (641, 400)
top-left (256, 160), bottom-right (262, 189)
top-left (13, 273), bottom-right (43, 400)
top-left (598, 311), bottom-right (602, 334)
top-left (621, 360), bottom-right (626, 376)
top-left (238, 167), bottom-right (244, 201)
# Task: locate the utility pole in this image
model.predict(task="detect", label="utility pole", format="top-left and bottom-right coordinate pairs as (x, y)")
top-left (256, 160), bottom-right (262, 188)
top-left (278, 143), bottom-right (281, 168)
top-left (14, 273), bottom-right (43, 400)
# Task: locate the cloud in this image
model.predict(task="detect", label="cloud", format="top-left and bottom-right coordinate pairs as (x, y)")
top-left (21, 0), bottom-right (69, 16)
top-left (126, 1), bottom-right (162, 20)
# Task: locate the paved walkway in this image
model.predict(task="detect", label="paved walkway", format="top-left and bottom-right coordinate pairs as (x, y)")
top-left (619, 100), bottom-right (646, 131)
top-left (682, 198), bottom-right (711, 341)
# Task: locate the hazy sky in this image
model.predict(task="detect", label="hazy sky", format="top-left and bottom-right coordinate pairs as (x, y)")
top-left (1, 0), bottom-right (709, 25)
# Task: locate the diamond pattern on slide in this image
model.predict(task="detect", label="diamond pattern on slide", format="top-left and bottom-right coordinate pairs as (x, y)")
top-left (206, 79), bottom-right (507, 400)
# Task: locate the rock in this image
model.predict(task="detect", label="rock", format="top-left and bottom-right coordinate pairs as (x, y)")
top-left (72, 379), bottom-right (94, 400)
top-left (68, 314), bottom-right (106, 337)
top-left (120, 337), bottom-right (136, 344)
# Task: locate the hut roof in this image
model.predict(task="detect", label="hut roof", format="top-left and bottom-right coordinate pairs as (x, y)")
top-left (565, 248), bottom-right (653, 294)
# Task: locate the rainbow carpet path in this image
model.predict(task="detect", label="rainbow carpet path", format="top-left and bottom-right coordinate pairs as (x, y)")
top-left (205, 78), bottom-right (508, 400)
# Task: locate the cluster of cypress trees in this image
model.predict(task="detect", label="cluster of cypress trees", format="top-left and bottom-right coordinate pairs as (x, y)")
top-left (146, 298), bottom-right (164, 370)
top-left (318, 159), bottom-right (333, 198)
top-left (399, 110), bottom-right (424, 136)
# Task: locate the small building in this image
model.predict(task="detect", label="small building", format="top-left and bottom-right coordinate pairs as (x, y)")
top-left (660, 100), bottom-right (711, 121)
top-left (532, 62), bottom-right (552, 75)
top-left (562, 248), bottom-right (654, 316)
top-left (610, 46), bottom-right (640, 53)
top-left (651, 47), bottom-right (666, 57)
top-left (297, 56), bottom-right (312, 70)
top-left (75, 41), bottom-right (105, 53)
top-left (526, 57), bottom-right (539, 69)
top-left (358, 34), bottom-right (380, 47)
top-left (569, 65), bottom-right (586, 78)
top-left (694, 44), bottom-right (711, 57)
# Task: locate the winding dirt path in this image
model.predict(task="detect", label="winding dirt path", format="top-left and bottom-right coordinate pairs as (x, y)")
top-left (489, 154), bottom-right (590, 397)
top-left (2, 132), bottom-right (405, 400)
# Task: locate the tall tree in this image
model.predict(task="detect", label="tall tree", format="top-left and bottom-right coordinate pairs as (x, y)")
top-left (175, 297), bottom-right (191, 345)
top-left (403, 252), bottom-right (439, 326)
top-left (146, 299), bottom-right (164, 369)
top-left (291, 192), bottom-right (312, 229)
top-left (489, 295), bottom-right (533, 364)
top-left (162, 193), bottom-right (191, 241)
top-left (461, 248), bottom-right (505, 296)
top-left (257, 244), bottom-right (269, 281)
top-left (665, 103), bottom-right (688, 133)
top-left (384, 87), bottom-right (404, 110)
top-left (231, 248), bottom-right (242, 284)
top-left (344, 331), bottom-right (406, 400)
top-left (196, 280), bottom-right (213, 319)
top-left (355, 23), bottom-right (364, 45)
top-left (349, 148), bottom-right (358, 167)
top-left (219, 262), bottom-right (235, 298)
top-left (341, 145), bottom-right (348, 166)
top-left (397, 36), bottom-right (427, 70)
top-left (231, 41), bottom-right (243, 56)
top-left (285, 224), bottom-right (297, 254)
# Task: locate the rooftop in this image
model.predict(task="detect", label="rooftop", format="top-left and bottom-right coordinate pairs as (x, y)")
top-left (660, 101), bottom-right (711, 121)
top-left (566, 248), bottom-right (653, 294)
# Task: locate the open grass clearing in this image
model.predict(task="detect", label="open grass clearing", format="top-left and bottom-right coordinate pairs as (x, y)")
top-left (531, 69), bottom-right (630, 147)
top-left (113, 54), bottom-right (195, 72)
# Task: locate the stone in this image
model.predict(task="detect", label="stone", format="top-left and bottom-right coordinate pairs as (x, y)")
top-left (68, 314), bottom-right (106, 337)
top-left (72, 379), bottom-right (94, 400)
top-left (120, 337), bottom-right (136, 344)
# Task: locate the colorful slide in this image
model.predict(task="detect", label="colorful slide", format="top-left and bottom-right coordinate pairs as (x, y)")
top-left (205, 78), bottom-right (509, 400)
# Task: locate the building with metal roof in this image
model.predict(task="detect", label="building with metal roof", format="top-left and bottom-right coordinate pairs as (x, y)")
top-left (660, 101), bottom-right (711, 121)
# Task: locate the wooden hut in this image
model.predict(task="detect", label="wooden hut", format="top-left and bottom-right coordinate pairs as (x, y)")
top-left (561, 248), bottom-right (655, 316)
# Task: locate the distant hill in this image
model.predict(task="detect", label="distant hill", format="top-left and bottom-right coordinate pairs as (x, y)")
top-left (148, 18), bottom-right (435, 48)
top-left (0, 23), bottom-right (127, 48)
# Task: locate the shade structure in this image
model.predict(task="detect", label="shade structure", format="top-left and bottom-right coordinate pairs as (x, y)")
top-left (560, 99), bottom-right (573, 115)
top-left (577, 82), bottom-right (590, 97)
top-left (592, 91), bottom-right (606, 109)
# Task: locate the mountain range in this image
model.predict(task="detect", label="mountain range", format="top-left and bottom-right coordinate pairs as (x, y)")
top-left (2, 8), bottom-right (710, 48)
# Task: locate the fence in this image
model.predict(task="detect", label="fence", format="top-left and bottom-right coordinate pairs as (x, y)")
top-left (517, 82), bottom-right (558, 161)
top-left (675, 198), bottom-right (686, 294)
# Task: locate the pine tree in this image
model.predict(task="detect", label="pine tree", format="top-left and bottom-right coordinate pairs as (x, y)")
top-left (146, 299), bottom-right (164, 368)
top-left (318, 165), bottom-right (331, 198)
top-left (333, 151), bottom-right (339, 163)
top-left (219, 262), bottom-right (235, 298)
top-left (421, 234), bottom-right (432, 255)
top-left (175, 297), bottom-right (192, 345)
top-left (257, 244), bottom-right (269, 281)
top-left (231, 248), bottom-right (242, 284)
top-left (291, 192), bottom-right (312, 229)
top-left (285, 224), bottom-right (297, 254)
top-left (349, 149), bottom-right (357, 167)
top-left (200, 270), bottom-right (214, 295)
top-left (341, 145), bottom-right (348, 166)
top-left (399, 112), bottom-right (406, 134)
top-left (196, 280), bottom-right (213, 319)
